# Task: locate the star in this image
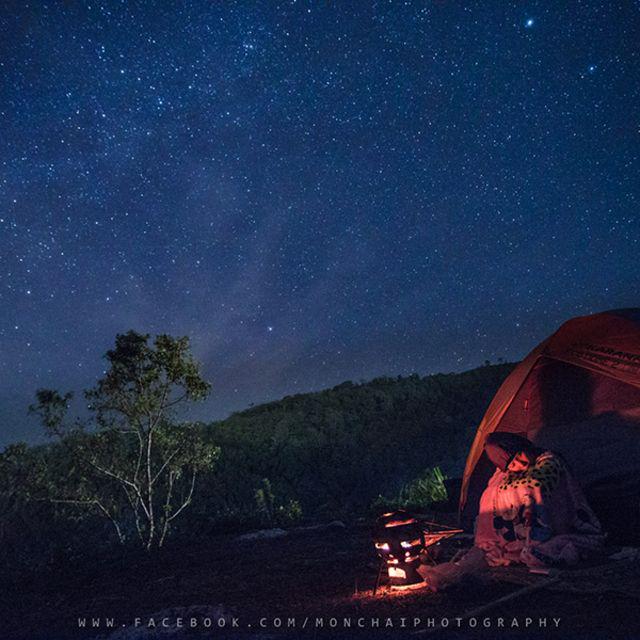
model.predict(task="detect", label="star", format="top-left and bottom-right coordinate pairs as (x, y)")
top-left (0, 0), bottom-right (636, 448)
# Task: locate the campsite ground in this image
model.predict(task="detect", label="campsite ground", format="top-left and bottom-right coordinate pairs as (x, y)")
top-left (3, 521), bottom-right (639, 640)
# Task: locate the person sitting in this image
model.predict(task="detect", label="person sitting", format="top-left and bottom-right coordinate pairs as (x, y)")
top-left (475, 432), bottom-right (604, 568)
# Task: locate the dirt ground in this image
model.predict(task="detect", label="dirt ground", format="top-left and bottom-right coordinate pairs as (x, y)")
top-left (3, 522), bottom-right (640, 640)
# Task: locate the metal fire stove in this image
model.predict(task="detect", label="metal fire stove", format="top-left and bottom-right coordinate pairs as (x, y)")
top-left (372, 510), bottom-right (463, 594)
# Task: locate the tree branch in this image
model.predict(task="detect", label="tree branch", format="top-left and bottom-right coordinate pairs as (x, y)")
top-left (151, 446), bottom-right (183, 487)
top-left (166, 470), bottom-right (197, 524)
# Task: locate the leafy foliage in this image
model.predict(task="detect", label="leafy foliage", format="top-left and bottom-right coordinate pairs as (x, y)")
top-left (194, 363), bottom-right (513, 526)
top-left (254, 478), bottom-right (303, 527)
top-left (28, 331), bottom-right (218, 550)
top-left (0, 361), bottom-right (513, 571)
top-left (371, 466), bottom-right (448, 513)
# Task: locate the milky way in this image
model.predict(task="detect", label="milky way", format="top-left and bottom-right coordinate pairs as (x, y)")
top-left (1, 1), bottom-right (639, 445)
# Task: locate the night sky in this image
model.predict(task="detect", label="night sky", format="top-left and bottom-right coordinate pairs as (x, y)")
top-left (1, 1), bottom-right (638, 446)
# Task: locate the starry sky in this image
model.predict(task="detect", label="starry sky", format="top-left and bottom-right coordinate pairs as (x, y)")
top-left (1, 1), bottom-right (639, 446)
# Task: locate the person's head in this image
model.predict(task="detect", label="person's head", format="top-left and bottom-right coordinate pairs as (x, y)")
top-left (506, 450), bottom-right (535, 472)
top-left (484, 432), bottom-right (541, 472)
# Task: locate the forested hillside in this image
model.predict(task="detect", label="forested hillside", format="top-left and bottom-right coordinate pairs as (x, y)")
top-left (195, 362), bottom-right (514, 528)
top-left (0, 362), bottom-right (513, 574)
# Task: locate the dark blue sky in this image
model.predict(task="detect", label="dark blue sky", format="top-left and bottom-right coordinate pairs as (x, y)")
top-left (1, 1), bottom-right (638, 446)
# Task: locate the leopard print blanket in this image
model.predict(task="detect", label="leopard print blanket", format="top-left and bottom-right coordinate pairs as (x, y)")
top-left (475, 451), bottom-right (604, 567)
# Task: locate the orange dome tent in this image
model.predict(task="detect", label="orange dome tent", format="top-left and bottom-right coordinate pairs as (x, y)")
top-left (459, 308), bottom-right (640, 537)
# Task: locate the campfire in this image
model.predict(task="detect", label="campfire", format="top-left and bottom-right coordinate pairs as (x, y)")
top-left (372, 510), bottom-right (462, 594)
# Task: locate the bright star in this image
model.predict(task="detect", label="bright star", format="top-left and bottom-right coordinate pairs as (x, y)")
top-left (525, 18), bottom-right (534, 28)
top-left (267, 326), bottom-right (274, 332)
